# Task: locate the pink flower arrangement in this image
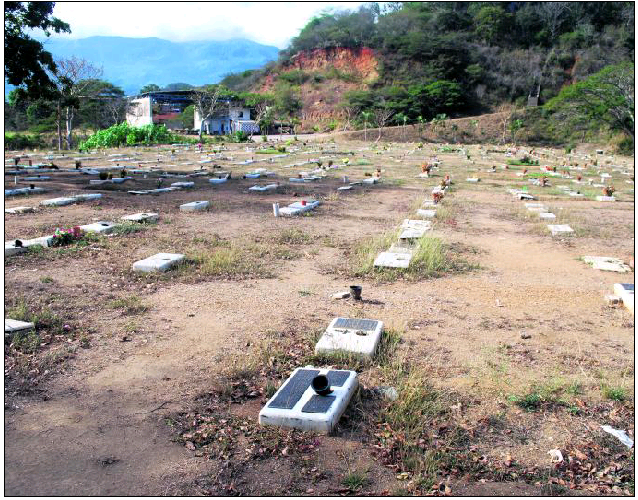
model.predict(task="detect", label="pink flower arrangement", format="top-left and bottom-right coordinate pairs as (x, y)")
top-left (51, 226), bottom-right (83, 246)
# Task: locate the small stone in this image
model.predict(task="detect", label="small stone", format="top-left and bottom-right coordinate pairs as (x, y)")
top-left (521, 333), bottom-right (531, 339)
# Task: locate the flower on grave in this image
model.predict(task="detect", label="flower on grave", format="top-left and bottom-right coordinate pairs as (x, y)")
top-left (52, 226), bottom-right (83, 246)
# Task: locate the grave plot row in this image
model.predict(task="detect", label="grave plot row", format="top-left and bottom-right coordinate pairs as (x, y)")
top-left (374, 194), bottom-right (439, 270)
top-left (5, 213), bottom-right (155, 257)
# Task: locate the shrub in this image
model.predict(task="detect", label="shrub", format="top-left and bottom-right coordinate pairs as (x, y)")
top-left (99, 171), bottom-right (108, 180)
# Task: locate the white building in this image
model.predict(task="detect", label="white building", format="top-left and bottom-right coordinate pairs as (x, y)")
top-left (194, 104), bottom-right (259, 135)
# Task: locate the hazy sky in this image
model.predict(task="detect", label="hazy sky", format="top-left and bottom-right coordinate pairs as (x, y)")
top-left (48, 2), bottom-right (367, 48)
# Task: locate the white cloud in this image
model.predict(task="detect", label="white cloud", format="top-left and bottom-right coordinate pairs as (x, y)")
top-left (49, 1), bottom-right (366, 48)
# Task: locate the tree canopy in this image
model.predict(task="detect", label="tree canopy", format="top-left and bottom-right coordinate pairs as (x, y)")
top-left (4, 2), bottom-right (70, 97)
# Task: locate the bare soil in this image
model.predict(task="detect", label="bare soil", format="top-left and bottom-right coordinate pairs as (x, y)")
top-left (4, 138), bottom-right (634, 496)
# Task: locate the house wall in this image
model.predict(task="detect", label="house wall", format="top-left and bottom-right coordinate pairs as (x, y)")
top-left (193, 106), bottom-right (251, 133)
top-left (126, 97), bottom-right (152, 126)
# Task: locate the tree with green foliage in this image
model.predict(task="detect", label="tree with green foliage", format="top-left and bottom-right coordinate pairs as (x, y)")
top-left (76, 79), bottom-right (125, 131)
top-left (4, 2), bottom-right (71, 98)
top-left (473, 5), bottom-right (513, 46)
top-left (139, 83), bottom-right (160, 94)
top-left (545, 62), bottom-right (634, 144)
top-left (163, 82), bottom-right (194, 91)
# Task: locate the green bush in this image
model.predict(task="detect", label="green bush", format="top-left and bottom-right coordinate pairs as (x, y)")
top-left (79, 123), bottom-right (193, 150)
top-left (5, 133), bottom-right (44, 150)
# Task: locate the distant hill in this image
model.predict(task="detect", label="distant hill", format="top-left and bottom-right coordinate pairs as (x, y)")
top-left (33, 35), bottom-right (280, 96)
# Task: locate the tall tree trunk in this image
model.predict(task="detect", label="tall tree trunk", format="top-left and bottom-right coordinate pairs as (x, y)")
top-left (199, 119), bottom-right (205, 141)
top-left (65, 107), bottom-right (74, 150)
top-left (57, 101), bottom-right (62, 151)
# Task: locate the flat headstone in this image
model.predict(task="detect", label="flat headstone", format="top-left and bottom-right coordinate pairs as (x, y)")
top-left (401, 219), bottom-right (432, 231)
top-left (23, 176), bottom-right (50, 181)
top-left (337, 186), bottom-right (353, 191)
top-left (180, 201), bottom-right (209, 212)
top-left (171, 182), bottom-right (194, 188)
top-left (539, 212), bottom-right (556, 219)
top-left (6, 187), bottom-right (45, 196)
top-left (524, 202), bottom-right (545, 209)
top-left (79, 221), bottom-right (116, 234)
top-left (517, 193), bottom-right (536, 200)
top-left (128, 190), bottom-right (151, 195)
top-left (583, 256), bottom-right (631, 273)
top-left (374, 251), bottom-right (412, 268)
top-left (527, 206), bottom-right (547, 212)
top-left (40, 197), bottom-right (76, 207)
top-left (132, 252), bottom-right (184, 272)
top-left (596, 196), bottom-right (616, 202)
top-left (249, 183), bottom-right (278, 192)
top-left (209, 177), bottom-right (228, 184)
top-left (547, 224), bottom-right (574, 235)
top-left (258, 367), bottom-right (358, 433)
top-left (567, 192), bottom-right (584, 197)
top-left (399, 227), bottom-right (427, 241)
top-left (121, 212), bottom-right (159, 223)
top-left (315, 317), bottom-right (384, 358)
top-left (416, 209), bottom-right (436, 218)
top-left (5, 206), bottom-right (34, 214)
top-left (613, 283), bottom-right (634, 314)
top-left (73, 193), bottom-right (102, 201)
top-left (279, 200), bottom-right (320, 216)
top-left (5, 319), bottom-right (35, 334)
top-left (362, 177), bottom-right (379, 184)
top-left (466, 178), bottom-right (480, 183)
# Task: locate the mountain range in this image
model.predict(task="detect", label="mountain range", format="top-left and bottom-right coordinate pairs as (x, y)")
top-left (33, 35), bottom-right (280, 96)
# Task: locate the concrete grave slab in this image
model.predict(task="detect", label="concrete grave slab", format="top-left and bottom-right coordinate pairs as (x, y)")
top-left (466, 178), bottom-right (480, 182)
top-left (517, 193), bottom-right (536, 200)
top-left (73, 193), bottom-right (102, 201)
top-left (613, 283), bottom-right (634, 314)
top-left (132, 252), bottom-right (184, 272)
top-left (596, 196), bottom-right (616, 201)
top-left (23, 176), bottom-right (50, 181)
top-left (401, 219), bottom-right (432, 231)
top-left (524, 202), bottom-right (546, 208)
top-left (315, 318), bottom-right (384, 358)
top-left (362, 177), bottom-right (379, 184)
top-left (583, 256), bottom-right (631, 273)
top-left (180, 201), bottom-right (209, 212)
top-left (547, 224), bottom-right (574, 236)
top-left (121, 212), bottom-right (159, 223)
top-left (416, 209), bottom-right (436, 218)
top-left (209, 177), bottom-right (228, 184)
top-left (568, 192), bottom-right (584, 197)
top-left (258, 367), bottom-right (358, 433)
top-left (171, 182), bottom-right (194, 188)
top-left (5, 242), bottom-right (27, 257)
top-left (6, 187), bottom-right (45, 196)
top-left (527, 206), bottom-right (548, 212)
top-left (40, 197), bottom-right (76, 207)
top-left (373, 251), bottom-right (412, 268)
top-left (5, 319), bottom-right (35, 334)
top-left (128, 190), bottom-right (151, 195)
top-left (5, 206), bottom-right (34, 214)
top-left (399, 227), bottom-right (427, 241)
top-left (539, 212), bottom-right (556, 219)
top-left (337, 186), bottom-right (353, 191)
top-left (79, 221), bottom-right (116, 234)
top-left (249, 183), bottom-right (278, 192)
top-left (279, 200), bottom-right (320, 216)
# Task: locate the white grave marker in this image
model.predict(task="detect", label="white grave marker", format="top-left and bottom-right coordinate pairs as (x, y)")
top-left (180, 201), bottom-right (209, 212)
top-left (259, 367), bottom-right (358, 433)
top-left (583, 256), bottom-right (631, 273)
top-left (315, 318), bottom-right (384, 358)
top-left (132, 253), bottom-right (184, 272)
top-left (547, 224), bottom-right (574, 235)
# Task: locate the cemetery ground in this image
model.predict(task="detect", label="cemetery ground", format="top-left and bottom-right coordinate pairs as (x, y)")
top-left (4, 138), bottom-right (634, 496)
